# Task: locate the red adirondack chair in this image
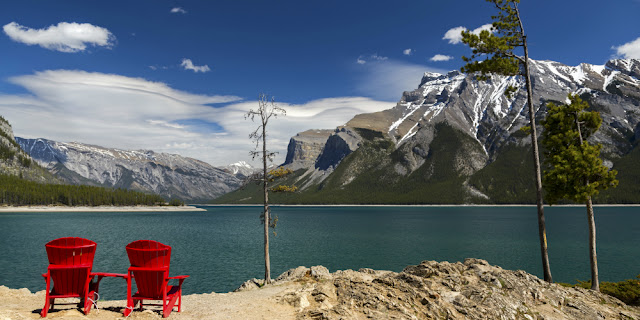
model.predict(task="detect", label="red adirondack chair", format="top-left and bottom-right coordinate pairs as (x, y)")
top-left (124, 240), bottom-right (189, 318)
top-left (40, 237), bottom-right (100, 317)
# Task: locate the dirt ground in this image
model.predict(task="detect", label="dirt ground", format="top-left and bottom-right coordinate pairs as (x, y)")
top-left (0, 285), bottom-right (297, 320)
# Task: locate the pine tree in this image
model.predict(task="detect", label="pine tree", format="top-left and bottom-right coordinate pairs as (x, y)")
top-left (541, 94), bottom-right (618, 291)
top-left (460, 0), bottom-right (552, 282)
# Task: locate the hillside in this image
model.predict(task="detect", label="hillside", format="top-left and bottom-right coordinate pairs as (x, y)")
top-left (0, 116), bottom-right (59, 184)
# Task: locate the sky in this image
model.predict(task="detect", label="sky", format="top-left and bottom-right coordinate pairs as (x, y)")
top-left (1, 0), bottom-right (639, 166)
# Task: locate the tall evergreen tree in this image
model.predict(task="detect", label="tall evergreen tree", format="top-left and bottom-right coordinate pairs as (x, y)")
top-left (541, 94), bottom-right (618, 291)
top-left (246, 93), bottom-right (286, 284)
top-left (460, 0), bottom-right (552, 282)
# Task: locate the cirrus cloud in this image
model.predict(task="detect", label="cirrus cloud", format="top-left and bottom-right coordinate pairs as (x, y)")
top-left (0, 70), bottom-right (394, 166)
top-left (2, 21), bottom-right (115, 52)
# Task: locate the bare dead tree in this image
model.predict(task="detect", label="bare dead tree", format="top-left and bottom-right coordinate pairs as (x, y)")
top-left (245, 93), bottom-right (286, 283)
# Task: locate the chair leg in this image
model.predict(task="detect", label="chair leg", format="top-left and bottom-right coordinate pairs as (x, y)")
top-left (163, 294), bottom-right (179, 318)
top-left (83, 291), bottom-right (96, 315)
top-left (40, 298), bottom-right (51, 318)
top-left (123, 276), bottom-right (134, 317)
top-left (177, 290), bottom-right (182, 312)
top-left (40, 275), bottom-right (52, 318)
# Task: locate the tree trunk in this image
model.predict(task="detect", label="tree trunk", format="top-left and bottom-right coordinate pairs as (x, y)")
top-left (262, 118), bottom-right (271, 284)
top-left (522, 35), bottom-right (553, 283)
top-left (586, 196), bottom-right (599, 291)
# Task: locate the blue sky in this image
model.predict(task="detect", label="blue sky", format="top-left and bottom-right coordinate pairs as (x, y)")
top-left (1, 0), bottom-right (639, 165)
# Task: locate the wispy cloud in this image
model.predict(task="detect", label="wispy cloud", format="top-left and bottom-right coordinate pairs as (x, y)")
top-left (355, 53), bottom-right (389, 65)
top-left (403, 48), bottom-right (413, 56)
top-left (429, 54), bottom-right (453, 62)
top-left (180, 58), bottom-right (211, 73)
top-left (0, 70), bottom-right (393, 166)
top-left (442, 23), bottom-right (493, 45)
top-left (170, 7), bottom-right (187, 14)
top-left (613, 37), bottom-right (640, 59)
top-left (355, 58), bottom-right (447, 101)
top-left (2, 21), bottom-right (115, 52)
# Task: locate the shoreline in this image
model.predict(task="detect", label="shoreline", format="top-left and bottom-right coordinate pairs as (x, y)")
top-left (0, 205), bottom-right (206, 212)
top-left (199, 203), bottom-right (640, 207)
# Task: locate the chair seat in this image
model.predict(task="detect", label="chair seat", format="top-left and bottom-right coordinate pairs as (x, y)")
top-left (132, 285), bottom-right (180, 300)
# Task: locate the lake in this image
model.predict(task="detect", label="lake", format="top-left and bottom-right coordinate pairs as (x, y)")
top-left (0, 205), bottom-right (638, 300)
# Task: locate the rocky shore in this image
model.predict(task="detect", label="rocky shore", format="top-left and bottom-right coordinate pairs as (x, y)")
top-left (2, 259), bottom-right (638, 319)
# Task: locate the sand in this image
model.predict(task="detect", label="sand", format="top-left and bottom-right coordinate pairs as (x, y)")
top-left (0, 206), bottom-right (206, 213)
top-left (0, 285), bottom-right (297, 319)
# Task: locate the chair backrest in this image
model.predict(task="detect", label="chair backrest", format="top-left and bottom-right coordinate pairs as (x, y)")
top-left (44, 237), bottom-right (96, 296)
top-left (126, 240), bottom-right (172, 298)
top-left (46, 237), bottom-right (97, 266)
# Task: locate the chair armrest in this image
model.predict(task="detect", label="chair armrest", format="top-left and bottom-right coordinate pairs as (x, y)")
top-left (48, 264), bottom-right (92, 270)
top-left (128, 266), bottom-right (169, 272)
top-left (41, 273), bottom-right (49, 278)
top-left (91, 272), bottom-right (128, 278)
top-left (168, 275), bottom-right (189, 280)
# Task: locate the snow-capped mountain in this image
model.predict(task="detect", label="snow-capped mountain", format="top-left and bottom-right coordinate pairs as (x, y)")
top-left (223, 161), bottom-right (255, 178)
top-left (16, 138), bottom-right (243, 201)
top-left (263, 58), bottom-right (640, 204)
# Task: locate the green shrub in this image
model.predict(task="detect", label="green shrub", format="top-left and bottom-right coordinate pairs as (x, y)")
top-left (570, 276), bottom-right (640, 306)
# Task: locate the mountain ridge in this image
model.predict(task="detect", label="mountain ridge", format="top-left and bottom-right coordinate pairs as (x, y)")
top-left (17, 137), bottom-right (245, 201)
top-left (215, 58), bottom-right (640, 204)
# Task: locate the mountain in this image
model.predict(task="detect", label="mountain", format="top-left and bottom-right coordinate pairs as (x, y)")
top-left (17, 138), bottom-right (243, 202)
top-left (215, 58), bottom-right (640, 204)
top-left (223, 161), bottom-right (256, 179)
top-left (0, 116), bottom-right (58, 184)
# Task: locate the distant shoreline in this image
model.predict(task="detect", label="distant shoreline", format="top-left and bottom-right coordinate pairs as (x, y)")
top-left (0, 205), bottom-right (206, 212)
top-left (199, 204), bottom-right (640, 207)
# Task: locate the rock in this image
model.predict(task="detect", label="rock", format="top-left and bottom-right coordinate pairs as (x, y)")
top-left (282, 130), bottom-right (332, 171)
top-left (275, 266), bottom-right (310, 283)
top-left (276, 260), bottom-right (640, 320)
top-left (314, 127), bottom-right (362, 171)
top-left (310, 266), bottom-right (331, 280)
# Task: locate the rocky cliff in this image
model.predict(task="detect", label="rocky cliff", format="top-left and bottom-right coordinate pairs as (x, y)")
top-left (238, 259), bottom-right (640, 320)
top-left (283, 129), bottom-right (333, 171)
top-left (16, 138), bottom-right (243, 201)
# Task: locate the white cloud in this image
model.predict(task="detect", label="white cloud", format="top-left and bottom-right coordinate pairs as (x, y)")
top-left (371, 54), bottom-right (388, 61)
top-left (0, 70), bottom-right (394, 166)
top-left (170, 7), bottom-right (187, 14)
top-left (403, 48), bottom-right (413, 56)
top-left (429, 54), bottom-right (453, 62)
top-left (180, 58), bottom-right (211, 73)
top-left (442, 23), bottom-right (493, 45)
top-left (2, 21), bottom-right (115, 52)
top-left (613, 37), bottom-right (640, 59)
top-left (355, 59), bottom-right (448, 101)
top-left (356, 54), bottom-right (388, 65)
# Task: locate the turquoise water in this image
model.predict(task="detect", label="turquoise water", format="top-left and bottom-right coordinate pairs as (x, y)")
top-left (0, 206), bottom-right (638, 300)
